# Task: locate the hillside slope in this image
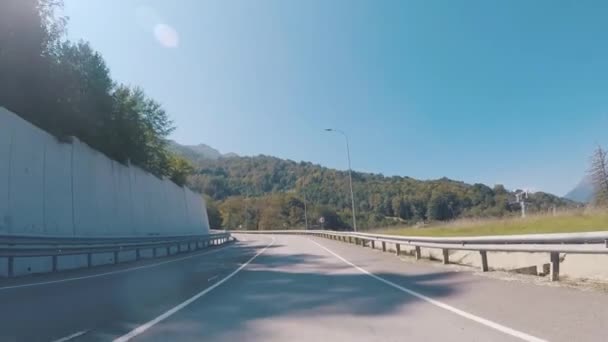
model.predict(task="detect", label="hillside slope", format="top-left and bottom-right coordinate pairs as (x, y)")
top-left (173, 142), bottom-right (578, 230)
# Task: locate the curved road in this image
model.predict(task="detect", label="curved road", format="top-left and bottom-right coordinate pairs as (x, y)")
top-left (0, 234), bottom-right (607, 341)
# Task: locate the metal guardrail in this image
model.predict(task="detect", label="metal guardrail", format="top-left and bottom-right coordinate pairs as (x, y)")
top-left (231, 230), bottom-right (608, 281)
top-left (1, 232), bottom-right (232, 277)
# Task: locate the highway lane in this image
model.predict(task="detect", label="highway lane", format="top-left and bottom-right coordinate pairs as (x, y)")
top-left (0, 238), bottom-right (272, 342)
top-left (1, 234), bottom-right (607, 341)
top-left (120, 234), bottom-right (608, 342)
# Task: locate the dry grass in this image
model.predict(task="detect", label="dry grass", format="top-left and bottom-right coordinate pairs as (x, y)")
top-left (378, 209), bottom-right (608, 237)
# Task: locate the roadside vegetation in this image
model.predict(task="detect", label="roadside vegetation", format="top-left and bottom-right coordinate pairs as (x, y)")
top-left (378, 209), bottom-right (608, 237)
top-left (0, 0), bottom-right (193, 185)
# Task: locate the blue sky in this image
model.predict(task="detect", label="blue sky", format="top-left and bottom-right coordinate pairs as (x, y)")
top-left (63, 0), bottom-right (608, 196)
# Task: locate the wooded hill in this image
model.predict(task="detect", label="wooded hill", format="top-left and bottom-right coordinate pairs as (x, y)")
top-left (173, 143), bottom-right (578, 230)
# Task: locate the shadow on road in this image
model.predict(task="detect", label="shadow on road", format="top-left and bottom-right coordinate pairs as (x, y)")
top-left (137, 239), bottom-right (463, 340)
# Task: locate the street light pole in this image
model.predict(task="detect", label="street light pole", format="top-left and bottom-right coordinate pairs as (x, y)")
top-left (325, 128), bottom-right (357, 232)
top-left (303, 197), bottom-right (309, 230)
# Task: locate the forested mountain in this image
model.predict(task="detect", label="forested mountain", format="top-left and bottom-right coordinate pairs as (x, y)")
top-left (175, 143), bottom-right (578, 230)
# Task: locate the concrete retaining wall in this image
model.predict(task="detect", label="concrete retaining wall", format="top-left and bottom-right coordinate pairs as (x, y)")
top-left (0, 107), bottom-right (210, 277)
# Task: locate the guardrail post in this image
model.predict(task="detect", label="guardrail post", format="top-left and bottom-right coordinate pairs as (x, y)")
top-left (166, 246), bottom-right (170, 256)
top-left (7, 256), bottom-right (14, 277)
top-left (136, 248), bottom-right (141, 261)
top-left (480, 251), bottom-right (488, 272)
top-left (382, 241), bottom-right (386, 252)
top-left (395, 244), bottom-right (401, 256)
top-left (52, 255), bottom-right (58, 272)
top-left (87, 253), bottom-right (92, 268)
top-left (153, 247), bottom-right (157, 258)
top-left (550, 252), bottom-right (560, 281)
top-left (371, 240), bottom-right (375, 249)
top-left (355, 238), bottom-right (360, 245)
top-left (415, 246), bottom-right (421, 260)
top-left (442, 249), bottom-right (449, 264)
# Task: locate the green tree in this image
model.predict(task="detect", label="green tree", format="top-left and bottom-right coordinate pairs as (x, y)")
top-left (589, 145), bottom-right (608, 206)
top-left (204, 196), bottom-right (223, 229)
top-left (166, 154), bottom-right (194, 186)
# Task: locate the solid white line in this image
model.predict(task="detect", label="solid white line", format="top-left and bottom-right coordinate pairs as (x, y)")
top-left (0, 244), bottom-right (232, 291)
top-left (309, 239), bottom-right (547, 342)
top-left (207, 275), bottom-right (219, 282)
top-left (113, 237), bottom-right (275, 342)
top-left (51, 329), bottom-right (89, 342)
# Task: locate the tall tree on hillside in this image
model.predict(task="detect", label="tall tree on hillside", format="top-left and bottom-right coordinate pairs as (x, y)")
top-left (204, 196), bottom-right (223, 229)
top-left (0, 0), bottom-right (65, 123)
top-left (589, 145), bottom-right (608, 205)
top-left (110, 85), bottom-right (175, 175)
top-left (48, 41), bottom-right (114, 142)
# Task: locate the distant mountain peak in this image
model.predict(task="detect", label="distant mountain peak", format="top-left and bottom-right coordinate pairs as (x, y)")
top-left (564, 176), bottom-right (594, 203)
top-left (168, 141), bottom-right (238, 161)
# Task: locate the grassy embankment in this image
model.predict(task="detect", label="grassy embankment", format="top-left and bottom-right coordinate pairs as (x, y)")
top-left (378, 210), bottom-right (608, 237)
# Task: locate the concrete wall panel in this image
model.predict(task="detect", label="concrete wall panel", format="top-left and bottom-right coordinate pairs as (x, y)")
top-left (43, 139), bottom-right (73, 236)
top-left (72, 139), bottom-right (99, 236)
top-left (57, 255), bottom-right (87, 271)
top-left (0, 108), bottom-right (15, 234)
top-left (94, 151), bottom-right (115, 236)
top-left (9, 113), bottom-right (45, 234)
top-left (112, 161), bottom-right (133, 235)
top-left (14, 257), bottom-right (52, 276)
top-left (0, 107), bottom-right (209, 238)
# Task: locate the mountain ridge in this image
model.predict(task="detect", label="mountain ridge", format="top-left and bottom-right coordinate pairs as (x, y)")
top-left (171, 141), bottom-right (578, 230)
top-left (168, 140), bottom-right (239, 161)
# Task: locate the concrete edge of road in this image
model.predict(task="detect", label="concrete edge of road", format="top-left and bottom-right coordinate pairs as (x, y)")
top-left (112, 236), bottom-right (276, 342)
top-left (307, 237), bottom-right (547, 342)
top-left (0, 241), bottom-right (238, 291)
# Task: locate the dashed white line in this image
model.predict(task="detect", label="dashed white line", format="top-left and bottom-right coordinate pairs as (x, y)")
top-left (113, 237), bottom-right (275, 342)
top-left (0, 244), bottom-right (232, 291)
top-left (207, 275), bottom-right (219, 282)
top-left (51, 329), bottom-right (89, 342)
top-left (309, 239), bottom-right (547, 342)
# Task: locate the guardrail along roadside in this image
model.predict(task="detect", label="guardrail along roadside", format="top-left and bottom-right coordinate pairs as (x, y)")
top-left (233, 230), bottom-right (608, 282)
top-left (0, 232), bottom-right (232, 278)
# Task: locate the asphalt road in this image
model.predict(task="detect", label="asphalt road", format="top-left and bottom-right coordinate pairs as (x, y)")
top-left (1, 234), bottom-right (607, 341)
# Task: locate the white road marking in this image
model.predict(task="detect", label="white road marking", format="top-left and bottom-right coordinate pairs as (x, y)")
top-left (0, 244), bottom-right (232, 291)
top-left (207, 275), bottom-right (219, 282)
top-left (50, 329), bottom-right (89, 342)
top-left (113, 237), bottom-right (275, 342)
top-left (309, 239), bottom-right (547, 342)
